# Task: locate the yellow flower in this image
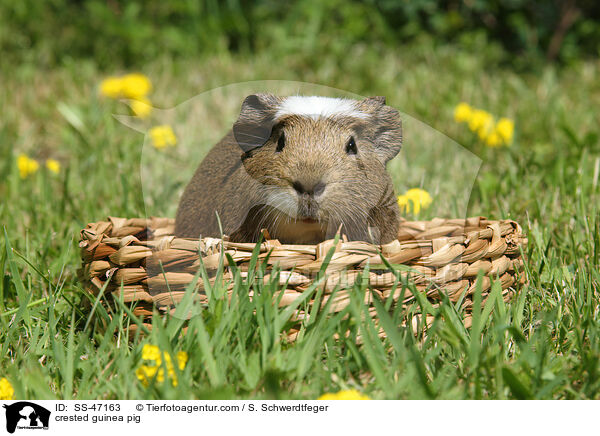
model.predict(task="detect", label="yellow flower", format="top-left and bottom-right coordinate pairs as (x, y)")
top-left (137, 345), bottom-right (188, 387)
top-left (175, 351), bottom-right (189, 371)
top-left (99, 77), bottom-right (124, 98)
top-left (453, 102), bottom-right (472, 123)
top-left (163, 351), bottom-right (188, 386)
top-left (397, 194), bottom-right (410, 211)
top-left (485, 131), bottom-right (502, 147)
top-left (121, 73), bottom-right (152, 100)
top-left (0, 377), bottom-right (14, 400)
top-left (141, 344), bottom-right (162, 363)
top-left (495, 117), bottom-right (514, 144)
top-left (45, 159), bottom-right (60, 174)
top-left (406, 188), bottom-right (432, 214)
top-left (149, 125), bottom-right (177, 149)
top-left (398, 188), bottom-right (432, 214)
top-left (455, 103), bottom-right (513, 147)
top-left (99, 73), bottom-right (152, 100)
top-left (318, 389), bottom-right (370, 400)
top-left (131, 97), bottom-right (153, 118)
top-left (477, 125), bottom-right (494, 141)
top-left (136, 365), bottom-right (163, 385)
top-left (17, 154), bottom-right (39, 179)
top-left (468, 109), bottom-right (493, 137)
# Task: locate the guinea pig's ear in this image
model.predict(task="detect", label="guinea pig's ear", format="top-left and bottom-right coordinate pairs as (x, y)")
top-left (359, 97), bottom-right (402, 163)
top-left (233, 94), bottom-right (281, 152)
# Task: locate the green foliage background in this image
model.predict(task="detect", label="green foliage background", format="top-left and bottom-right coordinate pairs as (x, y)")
top-left (1, 0), bottom-right (599, 69)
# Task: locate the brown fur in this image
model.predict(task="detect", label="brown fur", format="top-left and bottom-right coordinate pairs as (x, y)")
top-left (175, 94), bottom-right (402, 244)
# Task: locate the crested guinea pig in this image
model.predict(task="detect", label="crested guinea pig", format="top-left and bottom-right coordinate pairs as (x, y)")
top-left (175, 94), bottom-right (402, 244)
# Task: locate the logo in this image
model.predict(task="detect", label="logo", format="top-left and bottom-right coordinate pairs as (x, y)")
top-left (2, 402), bottom-right (50, 434)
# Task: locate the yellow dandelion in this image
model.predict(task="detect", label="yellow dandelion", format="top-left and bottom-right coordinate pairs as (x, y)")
top-left (495, 117), bottom-right (514, 144)
top-left (141, 344), bottom-right (162, 363)
top-left (477, 124), bottom-right (494, 141)
top-left (406, 188), bottom-right (432, 214)
top-left (0, 377), bottom-right (14, 400)
top-left (99, 76), bottom-right (124, 99)
top-left (175, 351), bottom-right (188, 371)
top-left (17, 154), bottom-right (39, 179)
top-left (455, 103), bottom-right (513, 146)
top-left (397, 194), bottom-right (410, 212)
top-left (485, 131), bottom-right (502, 147)
top-left (121, 73), bottom-right (152, 100)
top-left (398, 188), bottom-right (432, 214)
top-left (136, 365), bottom-right (163, 386)
top-left (149, 125), bottom-right (177, 150)
top-left (130, 97), bottom-right (153, 119)
top-left (468, 109), bottom-right (493, 136)
top-left (137, 345), bottom-right (188, 387)
top-left (45, 159), bottom-right (60, 174)
top-left (453, 102), bottom-right (473, 123)
top-left (163, 351), bottom-right (188, 386)
top-left (318, 389), bottom-right (370, 400)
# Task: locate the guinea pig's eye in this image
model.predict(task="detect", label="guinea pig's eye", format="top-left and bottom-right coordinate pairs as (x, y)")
top-left (276, 132), bottom-right (285, 152)
top-left (345, 136), bottom-right (358, 155)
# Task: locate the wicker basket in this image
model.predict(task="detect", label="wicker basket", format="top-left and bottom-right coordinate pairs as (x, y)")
top-left (79, 216), bottom-right (527, 339)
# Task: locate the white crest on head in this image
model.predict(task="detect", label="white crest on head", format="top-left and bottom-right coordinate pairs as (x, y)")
top-left (275, 96), bottom-right (368, 121)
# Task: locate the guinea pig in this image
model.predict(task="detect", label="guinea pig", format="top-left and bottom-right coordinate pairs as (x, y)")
top-left (175, 94), bottom-right (402, 244)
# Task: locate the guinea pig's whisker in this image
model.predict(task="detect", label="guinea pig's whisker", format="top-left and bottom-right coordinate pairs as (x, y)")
top-left (256, 206), bottom-right (280, 234)
top-left (326, 204), bottom-right (348, 237)
top-left (334, 200), bottom-right (369, 239)
top-left (257, 189), bottom-right (298, 231)
top-left (275, 195), bottom-right (297, 218)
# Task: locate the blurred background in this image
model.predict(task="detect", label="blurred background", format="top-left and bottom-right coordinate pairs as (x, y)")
top-left (2, 0), bottom-right (599, 69)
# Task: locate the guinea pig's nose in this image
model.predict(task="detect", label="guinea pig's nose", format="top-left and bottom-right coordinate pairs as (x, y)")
top-left (293, 180), bottom-right (326, 197)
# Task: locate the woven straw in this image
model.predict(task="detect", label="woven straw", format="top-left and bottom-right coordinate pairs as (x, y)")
top-left (78, 216), bottom-right (527, 339)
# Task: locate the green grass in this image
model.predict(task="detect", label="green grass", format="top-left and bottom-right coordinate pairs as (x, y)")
top-left (1, 44), bottom-right (600, 399)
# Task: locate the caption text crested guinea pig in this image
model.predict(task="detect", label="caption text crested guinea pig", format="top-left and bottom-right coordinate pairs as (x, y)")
top-left (175, 94), bottom-right (402, 244)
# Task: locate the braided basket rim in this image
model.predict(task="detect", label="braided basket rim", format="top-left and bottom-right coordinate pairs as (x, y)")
top-left (78, 216), bottom-right (528, 338)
